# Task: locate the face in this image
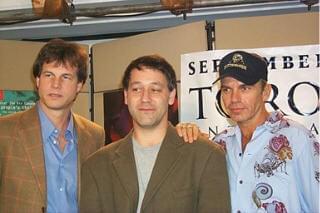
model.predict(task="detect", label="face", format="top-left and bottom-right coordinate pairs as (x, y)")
top-left (36, 61), bottom-right (83, 113)
top-left (220, 77), bottom-right (270, 126)
top-left (124, 67), bottom-right (176, 129)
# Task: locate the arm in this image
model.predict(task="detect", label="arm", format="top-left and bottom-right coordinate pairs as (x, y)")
top-left (294, 132), bottom-right (319, 212)
top-left (198, 144), bottom-right (231, 212)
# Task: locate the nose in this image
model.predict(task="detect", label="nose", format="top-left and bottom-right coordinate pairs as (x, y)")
top-left (52, 77), bottom-right (62, 89)
top-left (230, 90), bottom-right (240, 102)
top-left (141, 89), bottom-right (151, 102)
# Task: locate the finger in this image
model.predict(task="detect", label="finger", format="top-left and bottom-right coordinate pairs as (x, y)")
top-left (175, 123), bottom-right (183, 137)
top-left (186, 124), bottom-right (196, 143)
top-left (193, 126), bottom-right (199, 140)
top-left (181, 125), bottom-right (189, 143)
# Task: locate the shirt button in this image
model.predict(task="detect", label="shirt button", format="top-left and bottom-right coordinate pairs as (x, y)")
top-left (54, 129), bottom-right (58, 133)
top-left (53, 140), bottom-right (57, 144)
top-left (239, 180), bottom-right (243, 184)
top-left (59, 188), bottom-right (63, 192)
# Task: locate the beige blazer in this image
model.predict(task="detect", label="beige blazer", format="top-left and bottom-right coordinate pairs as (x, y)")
top-left (80, 124), bottom-right (231, 213)
top-left (0, 106), bottom-right (105, 213)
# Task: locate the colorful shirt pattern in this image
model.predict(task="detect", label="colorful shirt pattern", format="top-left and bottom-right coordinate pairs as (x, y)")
top-left (214, 111), bottom-right (319, 213)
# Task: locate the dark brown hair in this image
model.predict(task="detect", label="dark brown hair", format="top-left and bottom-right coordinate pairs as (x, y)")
top-left (122, 55), bottom-right (177, 91)
top-left (32, 39), bottom-right (88, 83)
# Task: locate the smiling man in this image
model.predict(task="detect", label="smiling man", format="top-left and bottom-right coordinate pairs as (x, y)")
top-left (80, 55), bottom-right (230, 213)
top-left (0, 39), bottom-right (105, 213)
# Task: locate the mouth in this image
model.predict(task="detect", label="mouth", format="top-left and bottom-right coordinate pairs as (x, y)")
top-left (138, 106), bottom-right (155, 113)
top-left (139, 108), bottom-right (154, 112)
top-left (229, 107), bottom-right (244, 114)
top-left (48, 93), bottom-right (62, 98)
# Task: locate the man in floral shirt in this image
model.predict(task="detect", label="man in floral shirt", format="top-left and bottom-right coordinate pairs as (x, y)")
top-left (177, 50), bottom-right (319, 213)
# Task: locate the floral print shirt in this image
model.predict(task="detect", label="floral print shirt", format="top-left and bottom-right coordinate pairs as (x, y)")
top-left (214, 111), bottom-right (319, 213)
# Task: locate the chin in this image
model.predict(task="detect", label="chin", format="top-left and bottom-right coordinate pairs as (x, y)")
top-left (46, 103), bottom-right (68, 110)
top-left (136, 124), bottom-right (155, 129)
top-left (136, 120), bottom-right (160, 129)
top-left (229, 115), bottom-right (245, 123)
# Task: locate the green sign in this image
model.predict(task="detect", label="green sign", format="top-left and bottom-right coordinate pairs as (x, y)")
top-left (0, 90), bottom-right (38, 116)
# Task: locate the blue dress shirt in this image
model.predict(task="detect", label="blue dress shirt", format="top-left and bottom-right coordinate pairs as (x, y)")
top-left (38, 105), bottom-right (78, 213)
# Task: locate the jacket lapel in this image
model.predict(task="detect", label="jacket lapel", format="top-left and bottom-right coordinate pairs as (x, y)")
top-left (73, 114), bottom-right (93, 201)
top-left (71, 114), bottom-right (87, 201)
top-left (141, 125), bottom-right (183, 209)
top-left (18, 106), bottom-right (47, 205)
top-left (112, 132), bottom-right (139, 210)
top-left (74, 114), bottom-right (90, 164)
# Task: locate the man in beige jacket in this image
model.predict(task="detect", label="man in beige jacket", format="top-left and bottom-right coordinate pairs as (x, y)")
top-left (0, 39), bottom-right (105, 213)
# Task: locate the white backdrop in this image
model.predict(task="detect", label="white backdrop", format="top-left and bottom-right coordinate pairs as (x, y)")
top-left (180, 45), bottom-right (319, 139)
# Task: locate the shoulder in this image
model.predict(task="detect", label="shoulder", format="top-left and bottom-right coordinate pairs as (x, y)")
top-left (285, 118), bottom-right (311, 134)
top-left (73, 113), bottom-right (104, 133)
top-left (84, 136), bottom-right (129, 165)
top-left (166, 124), bottom-right (226, 156)
top-left (73, 113), bottom-right (102, 129)
top-left (195, 136), bottom-right (223, 149)
top-left (265, 111), bottom-right (312, 138)
top-left (0, 111), bottom-right (22, 123)
top-left (97, 139), bottom-right (124, 155)
top-left (263, 113), bottom-right (317, 158)
top-left (0, 107), bottom-right (31, 122)
top-left (184, 136), bottom-right (226, 160)
top-left (0, 109), bottom-right (32, 135)
top-left (274, 117), bottom-right (314, 144)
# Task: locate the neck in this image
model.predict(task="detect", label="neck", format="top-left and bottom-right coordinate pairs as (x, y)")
top-left (38, 102), bottom-right (71, 152)
top-left (133, 121), bottom-right (168, 147)
top-left (239, 109), bottom-right (269, 152)
top-left (39, 103), bottom-right (71, 133)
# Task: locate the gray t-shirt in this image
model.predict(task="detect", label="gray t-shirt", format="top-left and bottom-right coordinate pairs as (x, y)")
top-left (132, 137), bottom-right (161, 213)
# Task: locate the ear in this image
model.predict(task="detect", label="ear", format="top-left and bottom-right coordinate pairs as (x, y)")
top-left (124, 89), bottom-right (128, 105)
top-left (168, 88), bottom-right (176, 106)
top-left (262, 83), bottom-right (271, 102)
top-left (36, 77), bottom-right (40, 89)
top-left (76, 82), bottom-right (83, 93)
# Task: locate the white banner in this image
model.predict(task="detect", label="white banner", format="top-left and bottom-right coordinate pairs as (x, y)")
top-left (180, 45), bottom-right (319, 139)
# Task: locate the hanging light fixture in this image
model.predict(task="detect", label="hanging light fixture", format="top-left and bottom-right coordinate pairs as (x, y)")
top-left (32, 0), bottom-right (75, 24)
top-left (160, 0), bottom-right (193, 19)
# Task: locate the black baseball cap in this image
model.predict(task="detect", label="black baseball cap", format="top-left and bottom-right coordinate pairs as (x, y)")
top-left (213, 50), bottom-right (268, 85)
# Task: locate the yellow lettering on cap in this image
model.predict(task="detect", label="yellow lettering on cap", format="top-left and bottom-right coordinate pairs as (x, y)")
top-left (224, 53), bottom-right (247, 70)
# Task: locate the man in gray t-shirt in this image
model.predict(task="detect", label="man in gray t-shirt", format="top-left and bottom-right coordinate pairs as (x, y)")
top-left (80, 55), bottom-right (231, 213)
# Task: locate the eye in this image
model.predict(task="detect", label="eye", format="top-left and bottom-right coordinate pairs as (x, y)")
top-left (221, 87), bottom-right (230, 94)
top-left (240, 85), bottom-right (251, 91)
top-left (43, 72), bottom-right (53, 78)
top-left (62, 74), bottom-right (72, 80)
top-left (131, 87), bottom-right (142, 93)
top-left (151, 88), bottom-right (161, 93)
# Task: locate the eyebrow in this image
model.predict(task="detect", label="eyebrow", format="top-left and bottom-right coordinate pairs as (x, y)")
top-left (129, 81), bottom-right (164, 86)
